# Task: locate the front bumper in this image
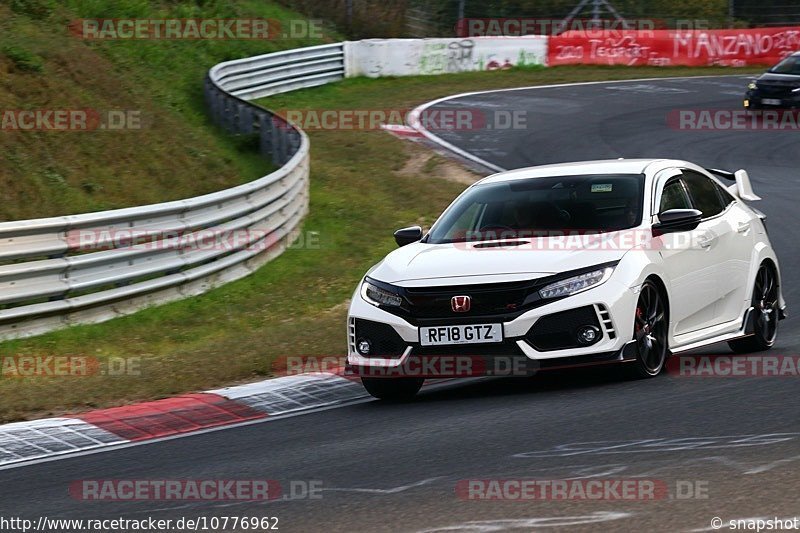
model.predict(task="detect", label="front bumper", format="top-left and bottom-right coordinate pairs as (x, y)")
top-left (744, 90), bottom-right (800, 109)
top-left (347, 278), bottom-right (638, 376)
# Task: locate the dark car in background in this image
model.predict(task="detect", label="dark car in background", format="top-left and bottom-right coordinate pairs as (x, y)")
top-left (744, 52), bottom-right (800, 109)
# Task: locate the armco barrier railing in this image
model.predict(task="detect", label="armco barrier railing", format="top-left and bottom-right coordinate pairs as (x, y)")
top-left (206, 43), bottom-right (345, 165)
top-left (0, 43), bottom-right (345, 339)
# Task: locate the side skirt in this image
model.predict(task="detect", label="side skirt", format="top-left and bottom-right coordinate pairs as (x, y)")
top-left (669, 304), bottom-right (785, 354)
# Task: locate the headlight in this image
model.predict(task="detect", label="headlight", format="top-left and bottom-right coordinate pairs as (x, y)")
top-left (747, 81), bottom-right (758, 90)
top-left (361, 279), bottom-right (403, 307)
top-left (539, 267), bottom-right (614, 299)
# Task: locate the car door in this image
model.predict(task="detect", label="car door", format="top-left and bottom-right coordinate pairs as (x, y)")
top-left (653, 170), bottom-right (720, 336)
top-left (681, 169), bottom-right (753, 326)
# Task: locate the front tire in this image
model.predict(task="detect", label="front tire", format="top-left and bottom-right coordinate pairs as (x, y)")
top-left (629, 280), bottom-right (669, 379)
top-left (361, 377), bottom-right (423, 401)
top-left (728, 263), bottom-right (779, 353)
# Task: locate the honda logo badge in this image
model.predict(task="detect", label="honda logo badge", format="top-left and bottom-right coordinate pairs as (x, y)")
top-left (451, 295), bottom-right (471, 313)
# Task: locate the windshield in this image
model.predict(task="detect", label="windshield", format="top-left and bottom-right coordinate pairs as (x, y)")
top-left (769, 55), bottom-right (800, 75)
top-left (427, 174), bottom-right (645, 244)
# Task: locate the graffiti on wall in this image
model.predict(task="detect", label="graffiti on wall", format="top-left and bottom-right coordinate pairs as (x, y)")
top-left (346, 37), bottom-right (548, 78)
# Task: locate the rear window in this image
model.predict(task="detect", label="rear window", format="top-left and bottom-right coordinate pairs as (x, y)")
top-left (427, 174), bottom-right (645, 244)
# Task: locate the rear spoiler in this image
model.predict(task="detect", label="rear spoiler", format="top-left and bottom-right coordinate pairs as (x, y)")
top-left (706, 168), bottom-right (761, 201)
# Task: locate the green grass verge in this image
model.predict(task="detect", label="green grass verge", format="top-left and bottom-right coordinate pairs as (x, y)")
top-left (0, 65), bottom-right (762, 422)
top-left (0, 0), bottom-right (338, 221)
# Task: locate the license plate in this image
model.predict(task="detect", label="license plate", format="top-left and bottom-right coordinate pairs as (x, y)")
top-left (420, 324), bottom-right (503, 346)
top-left (762, 98), bottom-right (782, 106)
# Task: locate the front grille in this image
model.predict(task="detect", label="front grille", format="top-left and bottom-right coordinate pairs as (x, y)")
top-left (385, 277), bottom-right (561, 325)
top-left (405, 281), bottom-right (532, 319)
top-left (353, 318), bottom-right (407, 358)
top-left (366, 262), bottom-right (618, 325)
top-left (526, 305), bottom-right (601, 352)
top-left (757, 82), bottom-right (800, 98)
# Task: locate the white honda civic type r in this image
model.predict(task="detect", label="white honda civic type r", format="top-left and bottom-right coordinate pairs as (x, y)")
top-left (347, 159), bottom-right (786, 400)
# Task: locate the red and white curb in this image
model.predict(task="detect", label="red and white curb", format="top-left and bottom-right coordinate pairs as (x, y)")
top-left (380, 123), bottom-right (424, 138)
top-left (0, 373), bottom-right (368, 468)
top-left (0, 418), bottom-right (125, 465)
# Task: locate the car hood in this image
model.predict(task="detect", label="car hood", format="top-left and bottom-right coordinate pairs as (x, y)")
top-left (757, 72), bottom-right (800, 85)
top-left (369, 236), bottom-right (631, 286)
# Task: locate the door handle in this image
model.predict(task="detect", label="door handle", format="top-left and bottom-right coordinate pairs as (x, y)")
top-left (737, 222), bottom-right (751, 234)
top-left (697, 233), bottom-right (716, 249)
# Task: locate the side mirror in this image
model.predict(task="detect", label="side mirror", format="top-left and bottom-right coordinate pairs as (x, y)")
top-left (652, 209), bottom-right (702, 236)
top-left (393, 226), bottom-right (423, 247)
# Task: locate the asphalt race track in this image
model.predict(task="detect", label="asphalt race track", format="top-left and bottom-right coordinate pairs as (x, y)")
top-left (3, 75), bottom-right (800, 532)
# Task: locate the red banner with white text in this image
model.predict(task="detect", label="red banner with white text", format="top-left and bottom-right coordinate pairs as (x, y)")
top-left (548, 27), bottom-right (800, 67)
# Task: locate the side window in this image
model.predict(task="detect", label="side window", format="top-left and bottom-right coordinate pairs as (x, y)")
top-left (714, 181), bottom-right (736, 208)
top-left (659, 178), bottom-right (692, 212)
top-left (681, 170), bottom-right (726, 218)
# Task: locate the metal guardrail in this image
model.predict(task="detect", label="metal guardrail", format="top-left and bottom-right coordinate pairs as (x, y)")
top-left (206, 43), bottom-right (345, 166)
top-left (0, 43), bottom-right (345, 339)
top-left (209, 44), bottom-right (346, 100)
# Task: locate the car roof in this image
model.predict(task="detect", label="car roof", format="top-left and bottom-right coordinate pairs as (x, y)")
top-left (478, 159), bottom-right (676, 185)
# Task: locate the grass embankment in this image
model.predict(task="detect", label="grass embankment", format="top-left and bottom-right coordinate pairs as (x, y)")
top-left (0, 0), bottom-right (335, 220)
top-left (0, 65), bottom-right (762, 422)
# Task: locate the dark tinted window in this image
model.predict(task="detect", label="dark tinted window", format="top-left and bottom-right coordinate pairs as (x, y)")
top-left (426, 174), bottom-right (645, 243)
top-left (714, 181), bottom-right (736, 208)
top-left (682, 170), bottom-right (725, 218)
top-left (659, 178), bottom-right (692, 212)
top-left (769, 55), bottom-right (800, 75)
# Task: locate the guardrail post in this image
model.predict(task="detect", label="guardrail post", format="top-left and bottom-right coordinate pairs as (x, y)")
top-left (259, 113), bottom-right (273, 159)
top-left (272, 117), bottom-right (285, 166)
top-left (210, 89), bottom-right (224, 128)
top-left (214, 91), bottom-right (225, 128)
top-left (238, 104), bottom-right (254, 134)
top-left (280, 128), bottom-right (290, 165)
top-left (287, 129), bottom-right (300, 159)
top-left (224, 98), bottom-right (236, 133)
top-left (205, 77), bottom-right (224, 128)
